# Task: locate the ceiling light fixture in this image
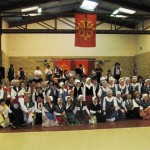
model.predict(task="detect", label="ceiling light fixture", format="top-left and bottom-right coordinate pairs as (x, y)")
top-left (110, 14), bottom-right (128, 18)
top-left (21, 6), bottom-right (39, 12)
top-left (118, 7), bottom-right (136, 14)
top-left (111, 7), bottom-right (136, 18)
top-left (80, 0), bottom-right (99, 11)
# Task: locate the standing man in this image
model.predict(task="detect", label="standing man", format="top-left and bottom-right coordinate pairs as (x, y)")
top-left (45, 65), bottom-right (53, 82)
top-left (113, 62), bottom-right (122, 83)
top-left (8, 64), bottom-right (15, 82)
top-left (75, 64), bottom-right (86, 78)
top-left (95, 63), bottom-right (103, 83)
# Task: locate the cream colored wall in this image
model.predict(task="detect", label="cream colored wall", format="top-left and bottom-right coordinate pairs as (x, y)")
top-left (8, 34), bottom-right (137, 56)
top-left (2, 21), bottom-right (9, 54)
top-left (8, 18), bottom-right (137, 57)
top-left (136, 19), bottom-right (150, 55)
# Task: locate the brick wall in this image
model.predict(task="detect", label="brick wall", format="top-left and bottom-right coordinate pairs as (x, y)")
top-left (2, 51), bottom-right (10, 78)
top-left (9, 56), bottom-right (135, 80)
top-left (135, 52), bottom-right (150, 79)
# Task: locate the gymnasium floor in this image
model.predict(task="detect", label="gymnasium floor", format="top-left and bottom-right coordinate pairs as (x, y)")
top-left (1, 120), bottom-right (150, 150)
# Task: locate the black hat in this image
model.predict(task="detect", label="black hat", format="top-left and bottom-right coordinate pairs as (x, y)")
top-left (53, 83), bottom-right (58, 87)
top-left (82, 75), bottom-right (87, 78)
top-left (0, 99), bottom-right (5, 104)
top-left (37, 94), bottom-right (44, 99)
top-left (92, 76), bottom-right (97, 81)
top-left (115, 62), bottom-right (120, 66)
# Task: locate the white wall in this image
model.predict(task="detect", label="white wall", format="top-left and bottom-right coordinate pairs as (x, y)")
top-left (2, 21), bottom-right (9, 54)
top-left (136, 19), bottom-right (150, 55)
top-left (8, 34), bottom-right (137, 57)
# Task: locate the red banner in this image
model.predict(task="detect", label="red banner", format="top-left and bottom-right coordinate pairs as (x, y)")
top-left (55, 60), bottom-right (71, 71)
top-left (75, 13), bottom-right (97, 47)
top-left (75, 60), bottom-right (89, 75)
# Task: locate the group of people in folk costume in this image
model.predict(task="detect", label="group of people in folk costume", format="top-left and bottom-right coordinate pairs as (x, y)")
top-left (0, 62), bottom-right (150, 129)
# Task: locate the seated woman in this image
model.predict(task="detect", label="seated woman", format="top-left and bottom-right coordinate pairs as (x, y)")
top-left (139, 94), bottom-right (150, 120)
top-left (3, 80), bottom-right (11, 106)
top-left (34, 95), bottom-right (44, 125)
top-left (134, 91), bottom-right (142, 106)
top-left (74, 95), bottom-right (91, 125)
top-left (65, 96), bottom-right (79, 125)
top-left (0, 99), bottom-right (11, 128)
top-left (89, 96), bottom-right (106, 123)
top-left (9, 96), bottom-right (24, 129)
top-left (115, 91), bottom-right (126, 120)
top-left (42, 96), bottom-right (58, 127)
top-left (68, 89), bottom-right (78, 106)
top-left (54, 98), bottom-right (68, 126)
top-left (103, 90), bottom-right (119, 122)
top-left (123, 94), bottom-right (140, 119)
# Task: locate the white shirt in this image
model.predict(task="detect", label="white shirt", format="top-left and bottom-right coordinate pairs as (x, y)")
top-left (11, 87), bottom-right (24, 98)
top-left (74, 105), bottom-right (90, 115)
top-left (18, 97), bottom-right (29, 113)
top-left (0, 88), bottom-right (4, 99)
top-left (115, 97), bottom-right (124, 110)
top-left (34, 70), bottom-right (42, 79)
top-left (113, 67), bottom-right (122, 75)
top-left (131, 83), bottom-right (141, 94)
top-left (123, 99), bottom-right (139, 112)
top-left (97, 86), bottom-right (110, 98)
top-left (45, 68), bottom-right (53, 75)
top-left (0, 105), bottom-right (12, 118)
top-left (103, 96), bottom-right (118, 111)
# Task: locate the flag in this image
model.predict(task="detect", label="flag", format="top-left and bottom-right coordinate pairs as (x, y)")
top-left (55, 60), bottom-right (71, 71)
top-left (75, 60), bottom-right (89, 75)
top-left (75, 13), bottom-right (97, 47)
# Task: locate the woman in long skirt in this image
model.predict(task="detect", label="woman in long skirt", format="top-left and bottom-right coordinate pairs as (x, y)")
top-left (74, 95), bottom-right (91, 125)
top-left (0, 99), bottom-right (11, 128)
top-left (89, 96), bottom-right (106, 123)
top-left (42, 96), bottom-right (58, 127)
top-left (54, 98), bottom-right (68, 126)
top-left (139, 94), bottom-right (150, 120)
top-left (65, 96), bottom-right (79, 125)
top-left (115, 91), bottom-right (126, 120)
top-left (103, 90), bottom-right (119, 121)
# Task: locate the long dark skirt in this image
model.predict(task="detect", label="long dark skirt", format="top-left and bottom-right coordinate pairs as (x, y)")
top-left (126, 107), bottom-right (141, 119)
top-left (35, 113), bottom-right (42, 125)
top-left (118, 110), bottom-right (126, 120)
top-left (66, 113), bottom-right (79, 125)
top-left (95, 113), bottom-right (106, 123)
top-left (75, 110), bottom-right (90, 124)
top-left (9, 110), bottom-right (24, 127)
top-left (106, 110), bottom-right (119, 120)
top-left (86, 95), bottom-right (92, 108)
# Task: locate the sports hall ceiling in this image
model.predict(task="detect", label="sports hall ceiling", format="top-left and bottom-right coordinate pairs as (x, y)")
top-left (0, 0), bottom-right (150, 29)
